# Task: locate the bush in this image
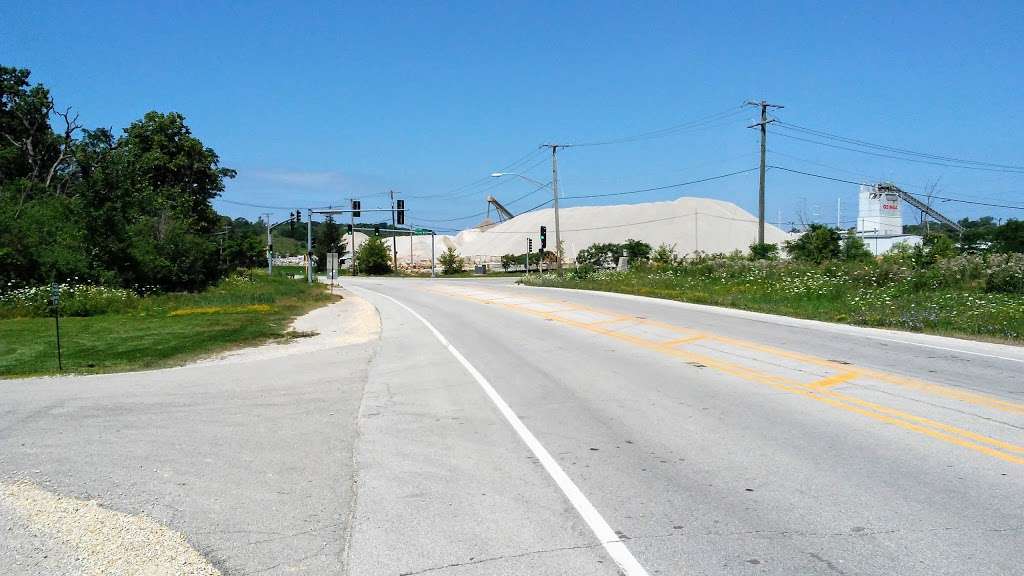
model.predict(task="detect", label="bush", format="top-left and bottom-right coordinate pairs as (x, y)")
top-left (748, 242), bottom-right (779, 261)
top-left (840, 235), bottom-right (873, 262)
top-left (986, 253), bottom-right (1024, 294)
top-left (785, 224), bottom-right (841, 264)
top-left (576, 243), bottom-right (623, 268)
top-left (622, 239), bottom-right (652, 261)
top-left (439, 247), bottom-right (464, 275)
top-left (651, 243), bottom-right (678, 266)
top-left (500, 254), bottom-right (516, 272)
top-left (355, 234), bottom-right (393, 275)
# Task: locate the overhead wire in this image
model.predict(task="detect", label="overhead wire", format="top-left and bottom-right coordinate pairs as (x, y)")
top-left (768, 165), bottom-right (1024, 210)
top-left (568, 106), bottom-right (748, 147)
top-left (405, 147), bottom-right (546, 200)
top-left (560, 167), bottom-right (759, 200)
top-left (774, 120), bottom-right (1024, 170)
top-left (771, 127), bottom-right (1024, 174)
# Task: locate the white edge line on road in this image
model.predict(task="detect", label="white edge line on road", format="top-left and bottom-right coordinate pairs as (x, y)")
top-left (523, 285), bottom-right (1024, 364)
top-left (359, 287), bottom-right (651, 576)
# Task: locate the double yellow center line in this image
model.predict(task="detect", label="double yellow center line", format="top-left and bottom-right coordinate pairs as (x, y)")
top-left (431, 286), bottom-right (1024, 465)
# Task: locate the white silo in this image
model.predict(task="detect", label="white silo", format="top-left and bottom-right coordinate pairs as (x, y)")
top-left (856, 184), bottom-right (903, 235)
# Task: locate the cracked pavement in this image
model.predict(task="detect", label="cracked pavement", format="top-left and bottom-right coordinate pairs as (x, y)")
top-left (2, 278), bottom-right (1023, 575)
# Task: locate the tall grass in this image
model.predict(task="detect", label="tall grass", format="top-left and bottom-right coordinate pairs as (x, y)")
top-left (522, 252), bottom-right (1024, 343)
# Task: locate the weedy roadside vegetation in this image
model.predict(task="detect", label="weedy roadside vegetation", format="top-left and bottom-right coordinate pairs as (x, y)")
top-left (523, 234), bottom-right (1024, 343)
top-left (0, 267), bottom-right (334, 377)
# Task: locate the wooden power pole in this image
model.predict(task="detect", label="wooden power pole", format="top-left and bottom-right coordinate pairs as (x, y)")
top-left (746, 100), bottom-right (784, 244)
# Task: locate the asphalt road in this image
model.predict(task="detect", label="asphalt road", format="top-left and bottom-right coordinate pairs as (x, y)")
top-left (2, 277), bottom-right (1022, 575)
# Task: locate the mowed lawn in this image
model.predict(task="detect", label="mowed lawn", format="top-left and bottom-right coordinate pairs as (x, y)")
top-left (0, 269), bottom-right (335, 378)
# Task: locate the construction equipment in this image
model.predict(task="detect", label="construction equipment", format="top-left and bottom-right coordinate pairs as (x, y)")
top-left (485, 195), bottom-right (515, 223)
top-left (877, 183), bottom-right (963, 233)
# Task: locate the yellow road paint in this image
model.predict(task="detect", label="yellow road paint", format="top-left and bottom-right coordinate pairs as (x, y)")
top-left (808, 371), bottom-right (860, 389)
top-left (427, 285), bottom-right (1024, 465)
top-left (658, 335), bottom-right (707, 347)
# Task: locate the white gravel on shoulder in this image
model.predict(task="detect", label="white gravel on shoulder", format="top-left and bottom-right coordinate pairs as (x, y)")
top-left (191, 287), bottom-right (380, 367)
top-left (1, 481), bottom-right (220, 576)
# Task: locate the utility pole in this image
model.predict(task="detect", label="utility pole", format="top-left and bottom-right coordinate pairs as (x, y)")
top-left (837, 198), bottom-right (842, 230)
top-left (389, 190), bottom-right (399, 271)
top-left (541, 144), bottom-right (566, 272)
top-left (262, 212), bottom-right (273, 276)
top-left (306, 209), bottom-right (313, 284)
top-left (746, 100), bottom-right (784, 244)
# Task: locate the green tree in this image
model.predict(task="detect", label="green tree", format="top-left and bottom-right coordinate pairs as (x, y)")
top-left (576, 243), bottom-right (623, 267)
top-left (439, 246), bottom-right (464, 275)
top-left (622, 238), bottom-right (652, 261)
top-left (994, 219), bottom-right (1024, 254)
top-left (500, 254), bottom-right (516, 272)
top-left (784, 224), bottom-right (841, 264)
top-left (355, 234), bottom-right (392, 275)
top-left (314, 216), bottom-right (346, 272)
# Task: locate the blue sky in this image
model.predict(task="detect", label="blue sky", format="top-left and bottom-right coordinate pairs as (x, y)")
top-left (5, 1), bottom-right (1024, 230)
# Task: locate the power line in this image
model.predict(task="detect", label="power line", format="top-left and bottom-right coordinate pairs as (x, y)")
top-left (406, 147), bottom-right (546, 200)
top-left (214, 198), bottom-right (303, 209)
top-left (415, 167), bottom-right (759, 225)
top-left (772, 128), bottom-right (1024, 174)
top-left (768, 165), bottom-right (1024, 210)
top-left (774, 120), bottom-right (1024, 170)
top-left (561, 167), bottom-right (759, 200)
top-left (568, 106), bottom-right (747, 147)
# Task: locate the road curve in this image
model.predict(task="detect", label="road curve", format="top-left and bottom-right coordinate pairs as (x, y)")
top-left (344, 276), bottom-right (1023, 576)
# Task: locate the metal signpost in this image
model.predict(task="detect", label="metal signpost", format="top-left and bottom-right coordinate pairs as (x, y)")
top-left (51, 282), bottom-right (63, 372)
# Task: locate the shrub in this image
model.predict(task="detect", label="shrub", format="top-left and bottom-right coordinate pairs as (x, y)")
top-left (576, 243), bottom-right (624, 268)
top-left (651, 243), bottom-right (678, 266)
top-left (986, 253), bottom-right (1024, 294)
top-left (840, 235), bottom-right (873, 262)
top-left (439, 247), bottom-right (464, 275)
top-left (748, 242), bottom-right (779, 261)
top-left (622, 239), bottom-right (652, 261)
top-left (784, 224), bottom-right (841, 264)
top-left (355, 235), bottom-right (393, 275)
top-left (500, 254), bottom-right (516, 272)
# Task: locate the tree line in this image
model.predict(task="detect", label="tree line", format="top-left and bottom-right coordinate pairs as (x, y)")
top-left (1, 65), bottom-right (263, 292)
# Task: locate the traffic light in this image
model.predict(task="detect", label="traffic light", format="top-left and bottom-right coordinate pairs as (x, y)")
top-left (396, 199), bottom-right (405, 225)
top-left (539, 226), bottom-right (547, 250)
top-left (294, 210), bottom-right (302, 223)
top-left (373, 225), bottom-right (380, 236)
top-left (352, 200), bottom-right (361, 218)
top-left (346, 224), bottom-right (353, 234)
top-left (527, 238), bottom-right (533, 252)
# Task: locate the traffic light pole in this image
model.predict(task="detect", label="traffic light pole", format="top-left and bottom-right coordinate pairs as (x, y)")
top-left (389, 190), bottom-right (398, 271)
